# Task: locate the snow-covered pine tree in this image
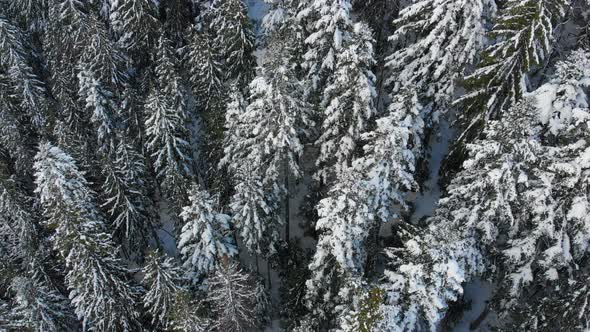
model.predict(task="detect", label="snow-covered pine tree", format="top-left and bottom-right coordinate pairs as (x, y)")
top-left (145, 37), bottom-right (194, 208)
top-left (81, 15), bottom-right (125, 89)
top-left (7, 276), bottom-right (73, 332)
top-left (102, 137), bottom-right (151, 256)
top-left (297, 0), bottom-right (354, 94)
top-left (0, 80), bottom-right (35, 175)
top-left (387, 0), bottom-right (496, 116)
top-left (207, 261), bottom-right (256, 332)
top-left (219, 86), bottom-right (247, 173)
top-left (305, 87), bottom-right (424, 330)
top-left (186, 28), bottom-right (226, 178)
top-left (4, 0), bottom-right (49, 32)
top-left (109, 0), bottom-right (160, 65)
top-left (229, 164), bottom-right (282, 256)
top-left (169, 290), bottom-right (210, 332)
top-left (0, 175), bottom-right (42, 271)
top-left (315, 22), bottom-right (376, 183)
top-left (0, 17), bottom-right (48, 129)
top-left (34, 143), bottom-right (141, 331)
top-left (77, 67), bottom-right (118, 155)
top-left (240, 63), bottom-right (312, 240)
top-left (145, 89), bottom-right (193, 208)
top-left (178, 185), bottom-right (237, 278)
top-left (210, 0), bottom-right (256, 89)
top-left (457, 0), bottom-right (571, 139)
top-left (142, 250), bottom-right (184, 329)
top-left (305, 167), bottom-right (374, 329)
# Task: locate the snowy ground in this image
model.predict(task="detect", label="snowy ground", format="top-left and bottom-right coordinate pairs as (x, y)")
top-left (452, 279), bottom-right (494, 332)
top-left (411, 118), bottom-right (455, 224)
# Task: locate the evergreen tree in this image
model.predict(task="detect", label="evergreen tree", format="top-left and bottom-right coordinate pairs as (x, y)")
top-left (77, 67), bottom-right (118, 155)
top-left (186, 28), bottom-right (226, 177)
top-left (298, 0), bottom-right (355, 93)
top-left (0, 17), bottom-right (47, 128)
top-left (7, 277), bottom-right (73, 332)
top-left (377, 50), bottom-right (590, 330)
top-left (210, 0), bottom-right (256, 89)
top-left (387, 0), bottom-right (496, 114)
top-left (178, 186), bottom-right (237, 278)
top-left (142, 250), bottom-right (183, 329)
top-left (315, 22), bottom-right (376, 183)
top-left (145, 36), bottom-right (194, 206)
top-left (102, 137), bottom-right (151, 256)
top-left (207, 261), bottom-right (257, 332)
top-left (457, 0), bottom-right (571, 138)
top-left (109, 0), bottom-right (160, 64)
top-left (229, 164), bottom-right (282, 256)
top-left (34, 143), bottom-right (141, 331)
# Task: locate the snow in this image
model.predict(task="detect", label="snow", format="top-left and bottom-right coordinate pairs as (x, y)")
top-left (411, 117), bottom-right (455, 224)
top-left (452, 279), bottom-right (494, 332)
top-left (155, 200), bottom-right (178, 257)
top-left (247, 0), bottom-right (269, 29)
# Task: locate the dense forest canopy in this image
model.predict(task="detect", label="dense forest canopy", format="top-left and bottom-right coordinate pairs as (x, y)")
top-left (0, 0), bottom-right (589, 331)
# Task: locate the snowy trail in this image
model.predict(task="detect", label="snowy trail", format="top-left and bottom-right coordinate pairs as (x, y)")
top-left (410, 118), bottom-right (455, 224)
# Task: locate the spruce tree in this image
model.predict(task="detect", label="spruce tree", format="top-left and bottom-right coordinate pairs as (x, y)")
top-left (207, 261), bottom-right (257, 332)
top-left (34, 143), bottom-right (141, 331)
top-left (178, 186), bottom-right (237, 278)
top-left (8, 277), bottom-right (73, 332)
top-left (210, 0), bottom-right (256, 89)
top-left (142, 250), bottom-right (184, 329)
top-left (457, 0), bottom-right (571, 138)
top-left (315, 22), bottom-right (376, 183)
top-left (109, 0), bottom-right (160, 64)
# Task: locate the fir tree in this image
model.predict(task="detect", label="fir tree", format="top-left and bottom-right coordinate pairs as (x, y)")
top-left (7, 277), bottom-right (74, 332)
top-left (298, 0), bottom-right (355, 93)
top-left (457, 0), bottom-right (570, 137)
top-left (109, 0), bottom-right (160, 64)
top-left (387, 0), bottom-right (496, 113)
top-left (178, 186), bottom-right (237, 277)
top-left (316, 22), bottom-right (376, 183)
top-left (229, 164), bottom-right (282, 256)
top-left (142, 250), bottom-right (183, 329)
top-left (210, 0), bottom-right (256, 89)
top-left (102, 137), bottom-right (151, 256)
top-left (0, 17), bottom-right (47, 128)
top-left (207, 261), bottom-right (257, 332)
top-left (34, 143), bottom-right (141, 331)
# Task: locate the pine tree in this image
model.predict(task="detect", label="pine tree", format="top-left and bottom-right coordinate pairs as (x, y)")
top-left (109, 0), bottom-right (160, 64)
top-left (77, 67), bottom-right (118, 155)
top-left (457, 0), bottom-right (571, 136)
top-left (169, 290), bottom-right (210, 332)
top-left (210, 0), bottom-right (256, 89)
top-left (145, 36), bottom-right (194, 206)
top-left (305, 168), bottom-right (374, 329)
top-left (0, 17), bottom-right (47, 128)
top-left (102, 137), bottom-right (151, 256)
top-left (377, 50), bottom-right (590, 330)
top-left (298, 0), bottom-right (355, 93)
top-left (34, 143), bottom-right (141, 331)
top-left (142, 250), bottom-right (183, 329)
top-left (305, 87), bottom-right (424, 330)
top-left (229, 164), bottom-right (282, 256)
top-left (387, 0), bottom-right (496, 113)
top-left (186, 28), bottom-right (226, 175)
top-left (8, 277), bottom-right (74, 332)
top-left (207, 261), bottom-right (257, 332)
top-left (178, 186), bottom-right (237, 277)
top-left (315, 22), bottom-right (376, 183)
